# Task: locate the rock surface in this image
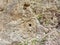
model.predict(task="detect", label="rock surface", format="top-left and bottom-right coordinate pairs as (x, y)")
top-left (0, 0), bottom-right (60, 45)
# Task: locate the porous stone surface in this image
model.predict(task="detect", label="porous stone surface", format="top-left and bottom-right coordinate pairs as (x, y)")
top-left (0, 0), bottom-right (60, 45)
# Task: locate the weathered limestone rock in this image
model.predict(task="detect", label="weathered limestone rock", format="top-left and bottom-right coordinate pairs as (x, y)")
top-left (0, 0), bottom-right (60, 45)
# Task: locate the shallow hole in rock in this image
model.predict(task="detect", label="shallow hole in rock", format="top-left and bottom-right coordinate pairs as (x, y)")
top-left (23, 3), bottom-right (30, 10)
top-left (24, 3), bottom-right (30, 7)
top-left (29, 24), bottom-right (32, 27)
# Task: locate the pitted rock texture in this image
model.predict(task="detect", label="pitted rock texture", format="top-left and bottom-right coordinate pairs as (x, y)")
top-left (0, 0), bottom-right (60, 45)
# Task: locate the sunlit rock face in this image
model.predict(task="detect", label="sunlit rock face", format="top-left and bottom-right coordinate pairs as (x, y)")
top-left (0, 0), bottom-right (60, 45)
